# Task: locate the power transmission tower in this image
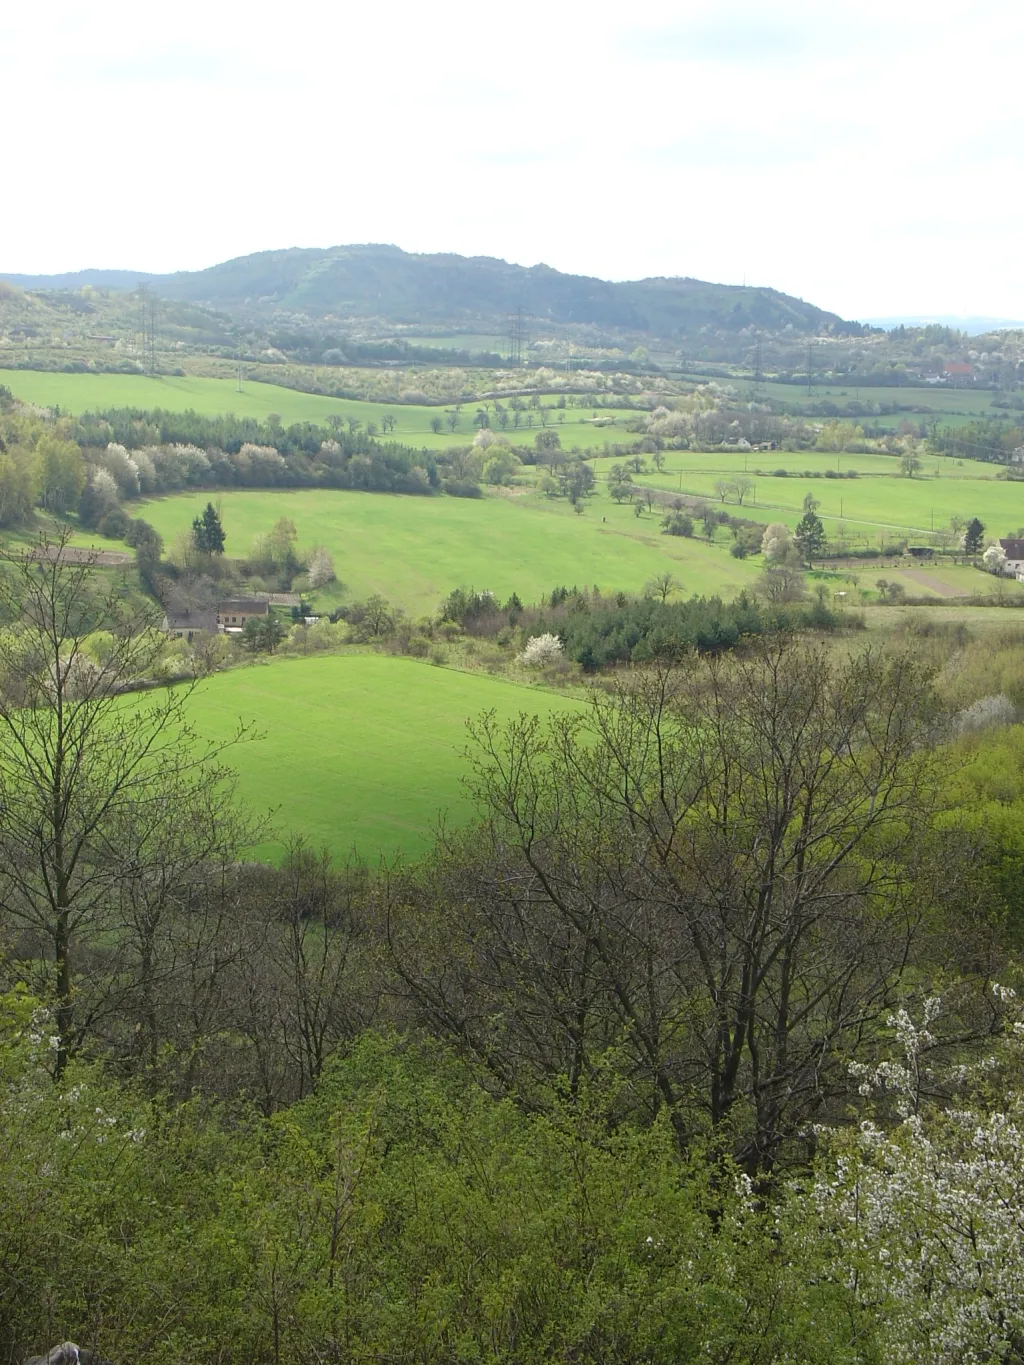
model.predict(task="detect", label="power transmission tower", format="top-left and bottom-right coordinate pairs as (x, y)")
top-left (752, 337), bottom-right (764, 398)
top-left (806, 339), bottom-right (813, 396)
top-left (134, 283), bottom-right (147, 360)
top-left (507, 307), bottom-right (527, 367)
top-left (138, 284), bottom-right (157, 376)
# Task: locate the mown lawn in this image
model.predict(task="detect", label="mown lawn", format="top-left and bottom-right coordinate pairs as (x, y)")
top-left (138, 486), bottom-right (762, 616)
top-left (185, 652), bottom-right (586, 861)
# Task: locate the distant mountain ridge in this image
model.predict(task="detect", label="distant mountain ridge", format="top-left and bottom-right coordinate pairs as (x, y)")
top-left (864, 315), bottom-right (1024, 334)
top-left (1, 269), bottom-right (159, 291)
top-left (0, 245), bottom-right (854, 343)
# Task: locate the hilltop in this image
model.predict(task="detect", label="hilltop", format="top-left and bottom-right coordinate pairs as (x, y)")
top-left (2, 244), bottom-right (854, 351)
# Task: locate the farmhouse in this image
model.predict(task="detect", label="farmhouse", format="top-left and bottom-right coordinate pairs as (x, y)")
top-left (163, 609), bottom-right (217, 642)
top-left (217, 599), bottom-right (269, 632)
top-left (998, 538), bottom-right (1024, 576)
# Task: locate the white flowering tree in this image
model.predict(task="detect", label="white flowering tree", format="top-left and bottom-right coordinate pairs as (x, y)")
top-left (306, 546), bottom-right (336, 589)
top-left (518, 633), bottom-right (563, 668)
top-left (810, 990), bottom-right (1024, 1365)
top-left (761, 521), bottom-right (791, 561)
top-left (983, 543), bottom-right (1008, 575)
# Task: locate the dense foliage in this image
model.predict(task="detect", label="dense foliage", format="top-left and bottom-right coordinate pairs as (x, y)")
top-left (529, 589), bottom-right (839, 669)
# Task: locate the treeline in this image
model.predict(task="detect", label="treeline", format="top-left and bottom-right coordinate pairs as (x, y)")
top-left (69, 407), bottom-right (394, 457)
top-left (0, 394), bottom-right (451, 529)
top-left (439, 584), bottom-right (841, 669)
top-left (267, 327), bottom-right (506, 368)
top-left (933, 417), bottom-right (1024, 465)
top-left (71, 407), bottom-right (440, 498)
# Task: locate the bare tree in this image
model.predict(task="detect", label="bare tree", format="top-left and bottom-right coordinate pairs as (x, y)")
top-left (733, 475), bottom-right (754, 506)
top-left (226, 843), bottom-right (379, 1112)
top-left (758, 561), bottom-right (806, 604)
top-left (0, 532), bottom-right (252, 1075)
top-left (644, 572), bottom-right (681, 603)
top-left (386, 642), bottom-right (946, 1171)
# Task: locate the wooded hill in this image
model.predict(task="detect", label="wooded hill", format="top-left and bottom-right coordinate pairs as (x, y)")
top-left (3, 244), bottom-right (856, 346)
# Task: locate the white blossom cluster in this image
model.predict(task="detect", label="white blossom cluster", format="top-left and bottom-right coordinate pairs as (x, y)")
top-left (518, 633), bottom-right (564, 669)
top-left (813, 990), bottom-right (1024, 1364)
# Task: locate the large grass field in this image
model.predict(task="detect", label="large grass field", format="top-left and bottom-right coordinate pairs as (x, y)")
top-left (744, 378), bottom-right (1009, 421)
top-left (637, 449), bottom-right (1001, 481)
top-left (0, 369), bottom-right (638, 452)
top-left (185, 652), bottom-right (585, 860)
top-left (139, 486), bottom-right (763, 615)
top-left (632, 453), bottom-right (1024, 544)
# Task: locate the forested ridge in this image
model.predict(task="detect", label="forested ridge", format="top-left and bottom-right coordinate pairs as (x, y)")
top-left (2, 244), bottom-right (849, 342)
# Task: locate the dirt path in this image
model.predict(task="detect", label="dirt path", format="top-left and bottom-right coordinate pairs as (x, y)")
top-left (898, 568), bottom-right (970, 597)
top-left (29, 546), bottom-right (132, 566)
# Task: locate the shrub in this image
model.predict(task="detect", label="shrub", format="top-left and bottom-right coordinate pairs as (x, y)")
top-left (956, 693), bottom-right (1017, 735)
top-left (96, 506), bottom-right (131, 540)
top-left (518, 633), bottom-right (564, 668)
top-left (661, 510), bottom-right (694, 537)
top-left (730, 525), bottom-right (763, 559)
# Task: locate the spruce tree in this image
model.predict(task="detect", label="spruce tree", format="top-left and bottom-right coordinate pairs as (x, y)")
top-left (794, 509), bottom-right (826, 566)
top-left (963, 517), bottom-right (985, 554)
top-left (192, 502), bottom-right (226, 555)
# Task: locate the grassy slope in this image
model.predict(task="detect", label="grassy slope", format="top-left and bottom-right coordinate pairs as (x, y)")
top-left (139, 487), bottom-right (762, 615)
top-left (187, 652), bottom-right (585, 860)
top-left (0, 369), bottom-right (638, 452)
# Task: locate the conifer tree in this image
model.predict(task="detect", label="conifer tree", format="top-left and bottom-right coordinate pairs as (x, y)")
top-left (192, 502), bottom-right (225, 555)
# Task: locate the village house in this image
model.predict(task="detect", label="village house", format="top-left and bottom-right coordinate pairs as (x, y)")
top-left (943, 361), bottom-right (974, 386)
top-left (997, 538), bottom-right (1024, 577)
top-left (162, 609), bottom-right (218, 642)
top-left (216, 599), bottom-right (270, 633)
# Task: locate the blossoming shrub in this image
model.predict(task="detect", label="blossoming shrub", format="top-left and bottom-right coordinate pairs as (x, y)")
top-left (809, 990), bottom-right (1024, 1365)
top-left (518, 632), bottom-right (564, 668)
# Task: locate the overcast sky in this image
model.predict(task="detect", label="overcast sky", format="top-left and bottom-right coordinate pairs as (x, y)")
top-left (3, 0), bottom-right (1021, 322)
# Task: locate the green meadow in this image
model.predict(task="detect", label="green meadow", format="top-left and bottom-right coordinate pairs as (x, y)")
top-left (138, 486), bottom-right (762, 615)
top-left (185, 652), bottom-right (586, 860)
top-left (744, 378), bottom-right (1009, 422)
top-left (635, 452), bottom-right (1023, 543)
top-left (638, 449), bottom-right (981, 480)
top-left (0, 369), bottom-right (637, 451)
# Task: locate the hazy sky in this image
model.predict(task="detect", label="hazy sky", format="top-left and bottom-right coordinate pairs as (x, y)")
top-left (3, 0), bottom-right (1022, 321)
